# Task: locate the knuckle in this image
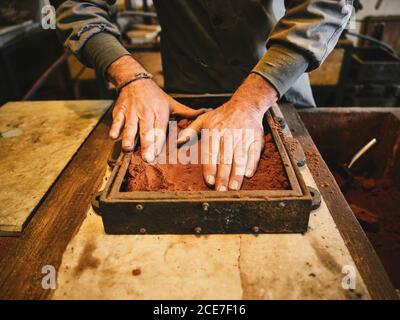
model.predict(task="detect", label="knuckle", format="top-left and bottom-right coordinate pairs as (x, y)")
top-left (115, 114), bottom-right (124, 121)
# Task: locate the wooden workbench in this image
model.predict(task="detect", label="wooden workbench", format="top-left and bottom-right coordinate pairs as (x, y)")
top-left (0, 100), bottom-right (111, 234)
top-left (0, 102), bottom-right (397, 299)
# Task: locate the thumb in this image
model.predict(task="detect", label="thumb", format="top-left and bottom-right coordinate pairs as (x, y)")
top-left (177, 116), bottom-right (204, 146)
top-left (170, 98), bottom-right (211, 119)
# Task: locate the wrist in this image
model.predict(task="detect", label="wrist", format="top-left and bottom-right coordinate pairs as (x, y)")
top-left (116, 72), bottom-right (153, 95)
top-left (232, 73), bottom-right (278, 115)
top-left (107, 55), bottom-right (147, 86)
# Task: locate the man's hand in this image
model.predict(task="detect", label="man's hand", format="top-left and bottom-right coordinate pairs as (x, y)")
top-left (107, 55), bottom-right (207, 161)
top-left (178, 73), bottom-right (278, 191)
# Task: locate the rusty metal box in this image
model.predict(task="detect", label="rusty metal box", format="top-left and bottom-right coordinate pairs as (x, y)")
top-left (95, 101), bottom-right (318, 235)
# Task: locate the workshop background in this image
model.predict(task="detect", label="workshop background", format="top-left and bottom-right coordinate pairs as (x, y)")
top-left (1, 0), bottom-right (400, 107)
top-left (0, 0), bottom-right (400, 300)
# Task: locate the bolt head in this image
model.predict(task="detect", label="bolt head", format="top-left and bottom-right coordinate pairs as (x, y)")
top-left (136, 204), bottom-right (144, 211)
top-left (194, 226), bottom-right (202, 234)
top-left (278, 202), bottom-right (286, 208)
top-left (252, 226), bottom-right (260, 233)
top-left (202, 202), bottom-right (210, 211)
top-left (139, 228), bottom-right (146, 234)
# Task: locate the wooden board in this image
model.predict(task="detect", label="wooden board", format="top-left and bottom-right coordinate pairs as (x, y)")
top-left (0, 100), bottom-right (111, 234)
top-left (0, 103), bottom-right (396, 300)
top-left (52, 164), bottom-right (371, 299)
top-left (0, 106), bottom-right (114, 299)
top-left (0, 237), bottom-right (16, 262)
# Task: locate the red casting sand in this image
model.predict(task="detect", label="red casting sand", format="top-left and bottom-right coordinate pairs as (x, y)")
top-left (126, 120), bottom-right (290, 192)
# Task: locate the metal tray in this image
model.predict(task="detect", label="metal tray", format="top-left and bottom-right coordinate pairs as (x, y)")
top-left (94, 100), bottom-right (319, 234)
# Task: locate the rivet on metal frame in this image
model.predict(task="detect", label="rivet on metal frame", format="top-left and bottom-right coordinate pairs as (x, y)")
top-left (251, 226), bottom-right (260, 233)
top-left (194, 226), bottom-right (202, 234)
top-left (136, 204), bottom-right (144, 211)
top-left (278, 202), bottom-right (286, 208)
top-left (139, 228), bottom-right (147, 234)
top-left (202, 202), bottom-right (210, 212)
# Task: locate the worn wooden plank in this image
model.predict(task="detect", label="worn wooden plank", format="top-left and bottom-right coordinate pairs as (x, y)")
top-left (50, 107), bottom-right (379, 300)
top-left (1, 102), bottom-right (395, 300)
top-left (0, 237), bottom-right (17, 263)
top-left (0, 100), bottom-right (111, 234)
top-left (52, 165), bottom-right (372, 300)
top-left (282, 104), bottom-right (398, 300)
top-left (0, 106), bottom-right (114, 300)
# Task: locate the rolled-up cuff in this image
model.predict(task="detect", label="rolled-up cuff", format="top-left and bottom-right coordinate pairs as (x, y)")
top-left (252, 45), bottom-right (309, 98)
top-left (83, 32), bottom-right (130, 79)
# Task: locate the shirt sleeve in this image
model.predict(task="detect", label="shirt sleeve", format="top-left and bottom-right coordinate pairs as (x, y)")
top-left (252, 0), bottom-right (353, 97)
top-left (56, 0), bottom-right (130, 78)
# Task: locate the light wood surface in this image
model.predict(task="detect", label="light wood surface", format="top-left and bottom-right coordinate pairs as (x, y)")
top-left (0, 100), bottom-right (111, 234)
top-left (0, 105), bottom-right (114, 299)
top-left (52, 127), bottom-right (370, 300)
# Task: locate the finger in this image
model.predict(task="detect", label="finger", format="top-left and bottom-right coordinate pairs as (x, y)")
top-left (202, 131), bottom-right (219, 187)
top-left (154, 115), bottom-right (168, 156)
top-left (229, 140), bottom-right (249, 191)
top-left (109, 107), bottom-right (126, 140)
top-left (122, 113), bottom-right (139, 152)
top-left (177, 116), bottom-right (203, 145)
top-left (139, 113), bottom-right (156, 163)
top-left (170, 99), bottom-right (211, 119)
top-left (245, 139), bottom-right (264, 178)
top-left (216, 132), bottom-right (234, 191)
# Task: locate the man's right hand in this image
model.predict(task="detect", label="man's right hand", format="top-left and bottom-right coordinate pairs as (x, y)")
top-left (107, 55), bottom-right (207, 162)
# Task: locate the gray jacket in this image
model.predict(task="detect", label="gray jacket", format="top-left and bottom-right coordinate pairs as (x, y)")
top-left (56, 0), bottom-right (353, 107)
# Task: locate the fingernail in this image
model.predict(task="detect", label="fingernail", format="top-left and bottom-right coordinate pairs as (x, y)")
top-left (217, 185), bottom-right (227, 192)
top-left (245, 169), bottom-right (253, 177)
top-left (206, 175), bottom-right (215, 186)
top-left (229, 181), bottom-right (239, 190)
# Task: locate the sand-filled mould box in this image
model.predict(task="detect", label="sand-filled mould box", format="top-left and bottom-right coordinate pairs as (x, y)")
top-left (94, 105), bottom-right (319, 235)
